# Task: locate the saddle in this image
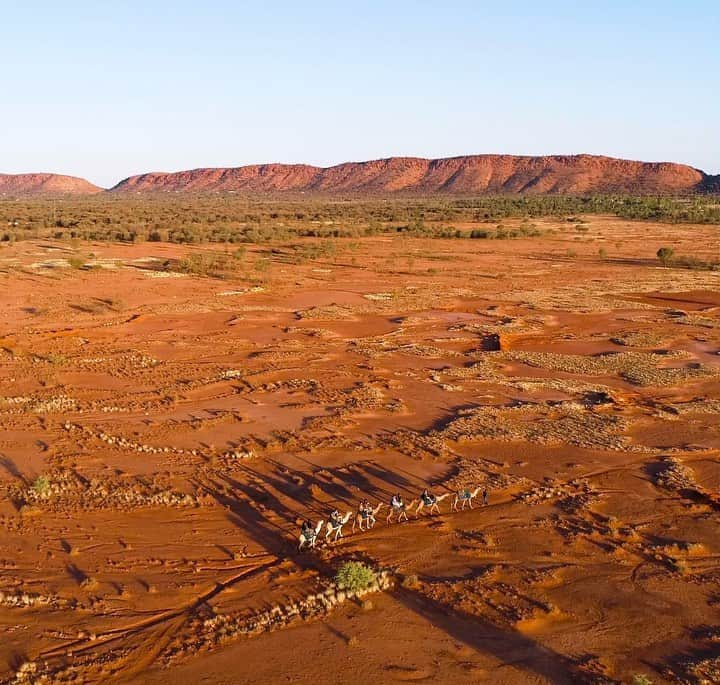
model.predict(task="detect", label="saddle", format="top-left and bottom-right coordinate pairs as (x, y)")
top-left (460, 490), bottom-right (471, 500)
top-left (422, 494), bottom-right (434, 506)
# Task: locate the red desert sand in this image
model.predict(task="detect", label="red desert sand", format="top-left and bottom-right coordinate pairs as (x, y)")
top-left (0, 216), bottom-right (719, 684)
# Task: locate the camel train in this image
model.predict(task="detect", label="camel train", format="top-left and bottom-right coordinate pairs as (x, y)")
top-left (298, 486), bottom-right (488, 551)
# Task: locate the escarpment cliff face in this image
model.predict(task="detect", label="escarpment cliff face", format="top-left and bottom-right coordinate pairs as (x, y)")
top-left (109, 154), bottom-right (711, 195)
top-left (0, 173), bottom-right (103, 196)
top-left (3, 155), bottom-right (716, 197)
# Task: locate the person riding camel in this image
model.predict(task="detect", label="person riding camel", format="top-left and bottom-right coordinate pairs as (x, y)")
top-left (421, 488), bottom-right (435, 507)
top-left (330, 509), bottom-right (342, 526)
top-left (360, 499), bottom-right (372, 519)
top-left (301, 520), bottom-right (314, 539)
top-left (387, 492), bottom-right (408, 523)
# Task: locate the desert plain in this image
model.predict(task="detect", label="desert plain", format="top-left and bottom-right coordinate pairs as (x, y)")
top-left (0, 211), bottom-right (719, 685)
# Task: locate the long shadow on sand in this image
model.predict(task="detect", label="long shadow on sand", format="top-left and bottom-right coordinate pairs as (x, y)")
top-left (191, 469), bottom-right (334, 576)
top-left (390, 585), bottom-right (582, 684)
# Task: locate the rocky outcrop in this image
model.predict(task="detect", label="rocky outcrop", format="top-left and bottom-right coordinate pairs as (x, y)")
top-left (109, 154), bottom-right (712, 195)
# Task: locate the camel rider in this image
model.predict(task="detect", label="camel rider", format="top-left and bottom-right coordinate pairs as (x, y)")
top-left (301, 520), bottom-right (314, 540)
top-left (330, 509), bottom-right (342, 527)
top-left (421, 489), bottom-right (435, 506)
top-left (360, 500), bottom-right (371, 519)
top-left (391, 493), bottom-right (405, 511)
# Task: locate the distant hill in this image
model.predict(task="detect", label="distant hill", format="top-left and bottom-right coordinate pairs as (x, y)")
top-left (3, 156), bottom-right (717, 197)
top-left (0, 173), bottom-right (103, 196)
top-left (109, 154), bottom-right (715, 196)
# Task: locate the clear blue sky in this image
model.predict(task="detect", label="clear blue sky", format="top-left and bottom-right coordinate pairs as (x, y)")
top-left (2, 1), bottom-right (718, 187)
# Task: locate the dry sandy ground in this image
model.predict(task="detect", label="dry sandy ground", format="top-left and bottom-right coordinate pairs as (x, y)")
top-left (0, 217), bottom-right (719, 684)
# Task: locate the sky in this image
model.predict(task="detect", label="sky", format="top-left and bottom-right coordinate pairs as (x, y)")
top-left (1, 1), bottom-right (718, 187)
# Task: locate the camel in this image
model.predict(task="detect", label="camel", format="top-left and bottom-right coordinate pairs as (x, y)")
top-left (352, 502), bottom-right (384, 533)
top-left (452, 486), bottom-right (485, 511)
top-left (415, 492), bottom-right (450, 517)
top-left (325, 511), bottom-right (353, 542)
top-left (298, 520), bottom-right (324, 551)
top-left (386, 497), bottom-right (415, 524)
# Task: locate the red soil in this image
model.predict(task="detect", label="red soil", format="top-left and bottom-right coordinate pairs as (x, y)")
top-left (0, 218), bottom-right (719, 684)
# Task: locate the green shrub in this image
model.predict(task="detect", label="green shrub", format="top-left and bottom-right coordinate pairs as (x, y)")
top-left (334, 562), bottom-right (377, 593)
top-left (31, 475), bottom-right (51, 497)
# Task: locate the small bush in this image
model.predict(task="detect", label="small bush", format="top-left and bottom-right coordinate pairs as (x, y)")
top-left (656, 246), bottom-right (674, 266)
top-left (632, 675), bottom-right (653, 685)
top-left (31, 475), bottom-right (51, 497)
top-left (334, 561), bottom-right (377, 593)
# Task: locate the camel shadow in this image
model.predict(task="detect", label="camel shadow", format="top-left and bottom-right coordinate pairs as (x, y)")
top-left (0, 455), bottom-right (27, 484)
top-left (66, 563), bottom-right (88, 585)
top-left (264, 458), bottom-right (356, 506)
top-left (192, 470), bottom-right (334, 576)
